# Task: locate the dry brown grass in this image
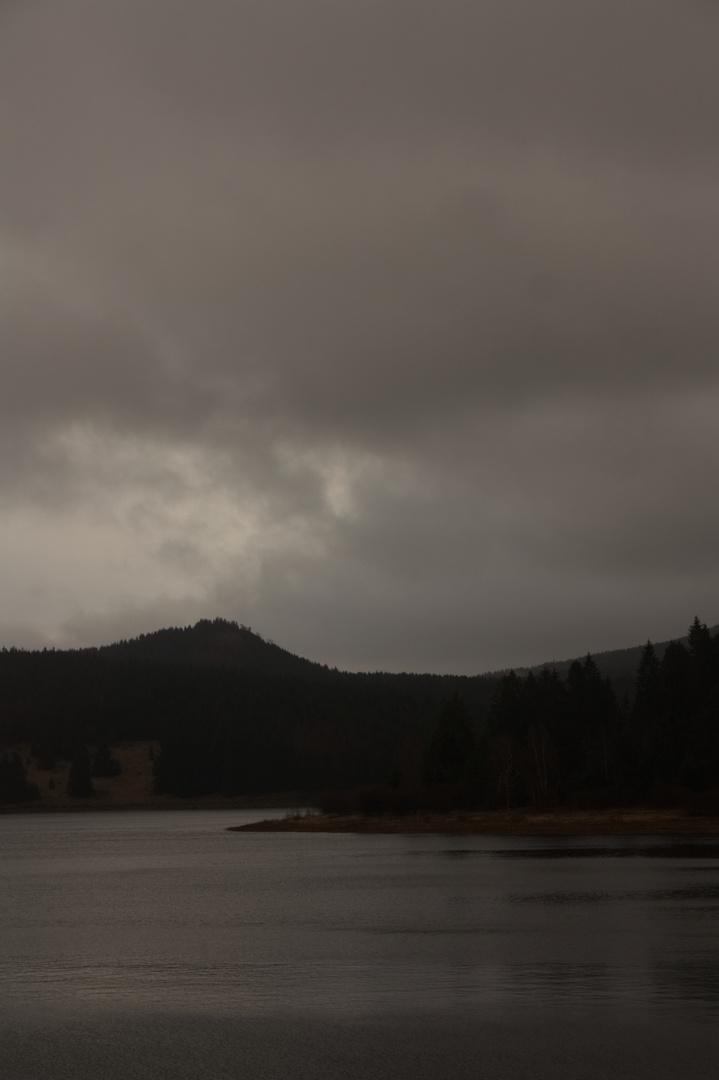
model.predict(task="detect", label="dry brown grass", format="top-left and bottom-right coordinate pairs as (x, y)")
top-left (3, 742), bottom-right (310, 812)
top-left (22, 740), bottom-right (159, 809)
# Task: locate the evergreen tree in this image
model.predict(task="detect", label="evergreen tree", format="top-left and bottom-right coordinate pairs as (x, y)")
top-left (423, 694), bottom-right (477, 785)
top-left (66, 744), bottom-right (94, 798)
top-left (658, 640), bottom-right (692, 781)
top-left (688, 617), bottom-right (716, 704)
top-left (634, 642), bottom-right (660, 726)
top-left (631, 641), bottom-right (661, 789)
top-left (519, 667), bottom-right (563, 808)
top-left (31, 741), bottom-right (57, 770)
top-left (91, 741), bottom-right (121, 778)
top-left (487, 672), bottom-right (524, 740)
top-left (681, 619), bottom-right (719, 790)
top-left (564, 655), bottom-right (618, 792)
top-left (0, 753), bottom-right (40, 802)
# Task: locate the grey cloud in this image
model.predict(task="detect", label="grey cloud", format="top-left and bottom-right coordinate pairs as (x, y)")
top-left (0, 621), bottom-right (54, 651)
top-left (3, 0), bottom-right (717, 441)
top-left (96, 1), bottom-right (719, 160)
top-left (1, 298), bottom-right (165, 427)
top-left (0, 0), bottom-right (717, 669)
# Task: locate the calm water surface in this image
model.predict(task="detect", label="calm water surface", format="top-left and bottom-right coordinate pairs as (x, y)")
top-left (1, 810), bottom-right (718, 1079)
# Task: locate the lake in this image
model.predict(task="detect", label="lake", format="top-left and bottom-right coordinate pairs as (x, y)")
top-left (1, 809), bottom-right (718, 1079)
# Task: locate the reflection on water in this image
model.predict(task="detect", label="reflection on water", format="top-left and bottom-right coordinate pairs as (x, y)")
top-left (2, 813), bottom-right (719, 1079)
top-left (4, 953), bottom-right (719, 1018)
top-left (1, 815), bottom-right (719, 1021)
top-left (433, 842), bottom-right (719, 860)
top-left (511, 884), bottom-right (719, 904)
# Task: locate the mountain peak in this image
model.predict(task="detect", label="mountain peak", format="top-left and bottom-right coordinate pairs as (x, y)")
top-left (96, 618), bottom-right (327, 677)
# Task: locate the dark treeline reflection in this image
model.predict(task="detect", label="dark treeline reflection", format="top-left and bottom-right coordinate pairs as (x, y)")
top-left (0, 617), bottom-right (718, 810)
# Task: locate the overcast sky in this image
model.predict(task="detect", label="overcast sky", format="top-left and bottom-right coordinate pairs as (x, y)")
top-left (1, 0), bottom-right (717, 673)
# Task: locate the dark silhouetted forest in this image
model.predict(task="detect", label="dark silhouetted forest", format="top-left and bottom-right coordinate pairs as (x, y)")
top-left (480, 617), bottom-right (719, 812)
top-left (0, 619), bottom-right (494, 801)
top-left (1, 617), bottom-right (718, 809)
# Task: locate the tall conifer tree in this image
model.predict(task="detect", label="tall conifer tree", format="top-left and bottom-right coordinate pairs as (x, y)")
top-left (67, 744), bottom-right (94, 798)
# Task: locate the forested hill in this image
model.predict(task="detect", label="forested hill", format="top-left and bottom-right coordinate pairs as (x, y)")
top-left (1, 616), bottom-right (717, 807)
top-left (96, 618), bottom-right (329, 678)
top-left (95, 616), bottom-right (717, 685)
top-left (0, 619), bottom-right (498, 799)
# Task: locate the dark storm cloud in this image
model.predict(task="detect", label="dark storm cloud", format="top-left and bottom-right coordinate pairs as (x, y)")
top-left (0, 0), bottom-right (717, 669)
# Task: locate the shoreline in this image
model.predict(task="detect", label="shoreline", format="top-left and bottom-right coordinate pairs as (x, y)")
top-left (0, 793), bottom-right (315, 815)
top-left (229, 809), bottom-right (719, 835)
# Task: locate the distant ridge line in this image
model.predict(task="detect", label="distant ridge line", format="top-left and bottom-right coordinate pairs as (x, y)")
top-left (482, 622), bottom-right (719, 684)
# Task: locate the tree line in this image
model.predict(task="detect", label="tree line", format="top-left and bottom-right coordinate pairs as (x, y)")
top-left (0, 625), bottom-right (495, 802)
top-left (1, 618), bottom-right (717, 809)
top-left (322, 618), bottom-right (719, 814)
top-left (469, 617), bottom-right (719, 810)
